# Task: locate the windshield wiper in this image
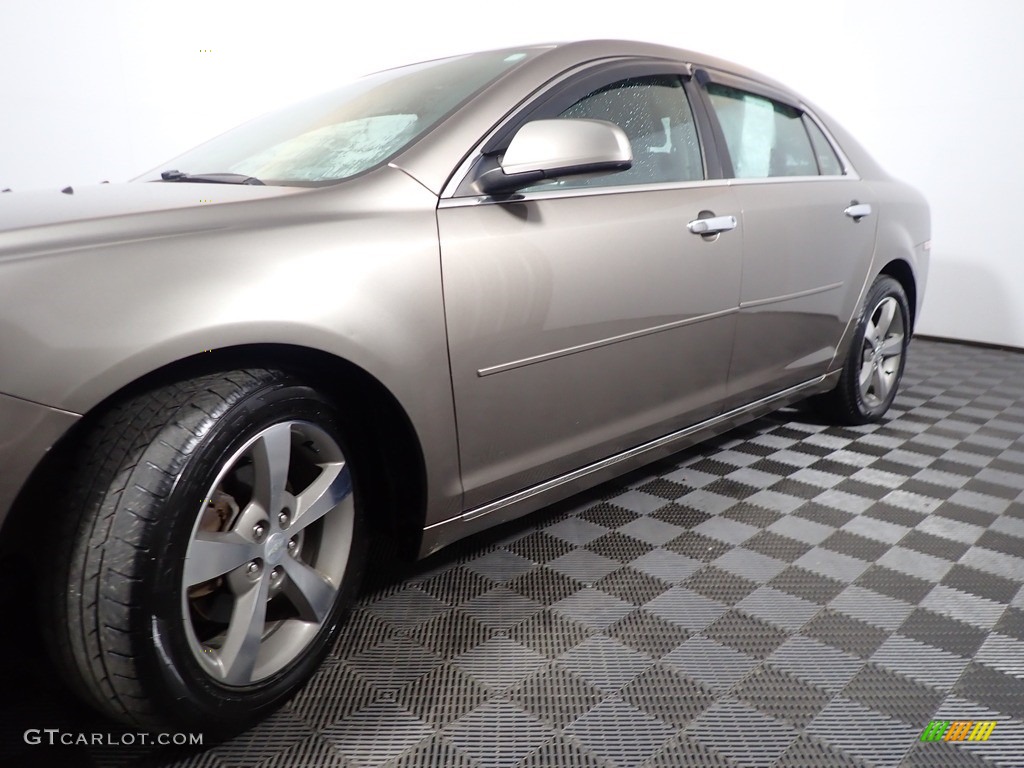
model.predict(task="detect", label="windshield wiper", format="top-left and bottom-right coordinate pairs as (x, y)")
top-left (159, 170), bottom-right (264, 185)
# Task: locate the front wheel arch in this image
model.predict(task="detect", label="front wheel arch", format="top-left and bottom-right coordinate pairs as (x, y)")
top-left (7, 344), bottom-right (427, 564)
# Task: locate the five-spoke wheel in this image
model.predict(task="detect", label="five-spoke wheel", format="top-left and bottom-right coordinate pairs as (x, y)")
top-left (182, 420), bottom-right (354, 686)
top-left (813, 275), bottom-right (911, 424)
top-left (857, 295), bottom-right (906, 410)
top-left (43, 370), bottom-right (367, 734)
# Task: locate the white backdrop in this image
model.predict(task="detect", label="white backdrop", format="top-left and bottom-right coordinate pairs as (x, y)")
top-left (2, 0), bottom-right (1022, 347)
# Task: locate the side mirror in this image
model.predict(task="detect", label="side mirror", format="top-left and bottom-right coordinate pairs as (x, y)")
top-left (477, 118), bottom-right (632, 195)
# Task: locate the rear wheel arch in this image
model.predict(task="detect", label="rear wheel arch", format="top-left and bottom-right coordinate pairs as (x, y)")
top-left (878, 258), bottom-right (918, 332)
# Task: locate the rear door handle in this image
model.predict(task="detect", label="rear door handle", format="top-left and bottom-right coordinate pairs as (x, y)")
top-left (687, 215), bottom-right (737, 235)
top-left (844, 202), bottom-right (872, 221)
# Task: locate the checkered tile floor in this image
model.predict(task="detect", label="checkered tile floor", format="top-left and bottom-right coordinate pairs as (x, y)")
top-left (5, 338), bottom-right (1024, 767)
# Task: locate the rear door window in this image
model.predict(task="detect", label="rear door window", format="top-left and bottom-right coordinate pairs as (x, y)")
top-left (706, 84), bottom-right (819, 178)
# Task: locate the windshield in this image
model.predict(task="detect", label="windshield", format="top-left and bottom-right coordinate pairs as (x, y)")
top-left (137, 49), bottom-right (539, 186)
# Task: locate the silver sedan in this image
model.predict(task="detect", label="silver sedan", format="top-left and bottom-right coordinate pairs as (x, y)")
top-left (0, 40), bottom-right (928, 733)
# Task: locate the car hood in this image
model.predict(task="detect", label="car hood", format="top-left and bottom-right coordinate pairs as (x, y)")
top-left (0, 181), bottom-right (308, 258)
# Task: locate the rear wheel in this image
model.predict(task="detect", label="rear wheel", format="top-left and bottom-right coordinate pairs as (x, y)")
top-left (42, 369), bottom-right (367, 734)
top-left (814, 275), bottom-right (910, 424)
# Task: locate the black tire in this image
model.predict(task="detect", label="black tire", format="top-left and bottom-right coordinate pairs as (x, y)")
top-left (41, 369), bottom-right (368, 735)
top-left (814, 275), bottom-right (911, 425)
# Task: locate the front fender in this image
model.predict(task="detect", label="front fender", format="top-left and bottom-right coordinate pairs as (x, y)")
top-left (0, 168), bottom-right (463, 527)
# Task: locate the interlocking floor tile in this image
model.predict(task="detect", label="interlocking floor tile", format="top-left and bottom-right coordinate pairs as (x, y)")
top-left (643, 734), bottom-right (736, 767)
top-left (557, 634), bottom-right (653, 693)
top-left (517, 734), bottom-right (611, 768)
top-left (322, 703), bottom-right (434, 767)
top-left (769, 565), bottom-right (846, 603)
top-left (662, 530), bottom-right (734, 561)
top-left (585, 531), bottom-right (654, 562)
top-left (462, 549), bottom-right (537, 583)
top-left (394, 663), bottom-right (490, 729)
top-left (733, 665), bottom-right (832, 728)
top-left (605, 609), bottom-right (691, 658)
top-left (504, 530), bottom-right (575, 565)
top-left (626, 548), bottom-right (708, 581)
top-left (801, 609), bottom-right (890, 658)
top-left (452, 636), bottom-right (547, 693)
top-left (853, 564), bottom-right (935, 604)
top-left (681, 564), bottom-right (759, 604)
top-left (735, 585), bottom-right (820, 632)
top-left (689, 698), bottom-right (797, 767)
top-left (661, 636), bottom-right (757, 693)
top-left (460, 586), bottom-right (543, 631)
top-left (445, 701), bottom-right (550, 768)
top-left (644, 586), bottom-right (728, 632)
top-left (869, 633), bottom-right (969, 691)
top-left (28, 340), bottom-right (1024, 768)
top-left (618, 663), bottom-right (717, 727)
top-left (702, 610), bottom-right (790, 659)
top-left (766, 635), bottom-right (864, 694)
top-left (507, 609), bottom-right (593, 659)
top-left (793, 547), bottom-right (871, 584)
top-left (805, 697), bottom-right (918, 767)
top-left (841, 662), bottom-right (945, 725)
top-left (505, 565), bottom-right (581, 606)
top-left (713, 547), bottom-right (789, 584)
top-left (508, 664), bottom-right (605, 728)
top-left (564, 698), bottom-right (675, 768)
top-left (551, 587), bottom-right (635, 631)
top-left (829, 584), bottom-right (914, 631)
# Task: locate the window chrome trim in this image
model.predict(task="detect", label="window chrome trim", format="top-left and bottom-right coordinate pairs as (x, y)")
top-left (726, 174), bottom-right (861, 186)
top-left (799, 107), bottom-right (859, 179)
top-left (438, 177), bottom-right (731, 208)
top-left (438, 173), bottom-right (860, 209)
top-left (477, 306), bottom-right (739, 377)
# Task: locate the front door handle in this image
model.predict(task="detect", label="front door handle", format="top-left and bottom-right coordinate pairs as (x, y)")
top-left (687, 214), bottom-right (737, 235)
top-left (844, 202), bottom-right (872, 221)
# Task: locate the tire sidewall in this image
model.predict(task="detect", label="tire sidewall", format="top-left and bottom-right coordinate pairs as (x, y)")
top-left (132, 379), bottom-right (366, 732)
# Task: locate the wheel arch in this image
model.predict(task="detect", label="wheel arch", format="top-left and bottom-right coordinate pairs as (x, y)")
top-left (878, 258), bottom-right (918, 332)
top-left (4, 344), bottom-right (428, 565)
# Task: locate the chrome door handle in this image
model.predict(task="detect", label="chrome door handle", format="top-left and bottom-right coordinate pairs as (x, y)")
top-left (687, 215), bottom-right (737, 235)
top-left (844, 202), bottom-right (872, 221)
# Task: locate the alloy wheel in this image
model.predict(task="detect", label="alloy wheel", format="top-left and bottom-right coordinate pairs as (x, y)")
top-left (181, 420), bottom-right (354, 686)
top-left (858, 296), bottom-right (905, 409)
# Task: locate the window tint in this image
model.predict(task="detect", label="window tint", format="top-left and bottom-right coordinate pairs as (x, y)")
top-left (804, 116), bottom-right (844, 175)
top-left (535, 75), bottom-right (703, 190)
top-left (706, 84), bottom-right (818, 178)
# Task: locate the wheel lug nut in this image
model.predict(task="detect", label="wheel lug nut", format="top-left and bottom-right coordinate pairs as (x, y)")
top-left (247, 560), bottom-right (261, 576)
top-left (270, 566), bottom-right (283, 583)
top-left (278, 511), bottom-right (290, 528)
top-left (253, 523), bottom-right (266, 540)
top-left (287, 538), bottom-right (297, 551)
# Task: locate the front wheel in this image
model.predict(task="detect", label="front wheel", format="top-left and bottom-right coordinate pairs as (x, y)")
top-left (814, 275), bottom-right (911, 424)
top-left (42, 370), bottom-right (367, 734)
